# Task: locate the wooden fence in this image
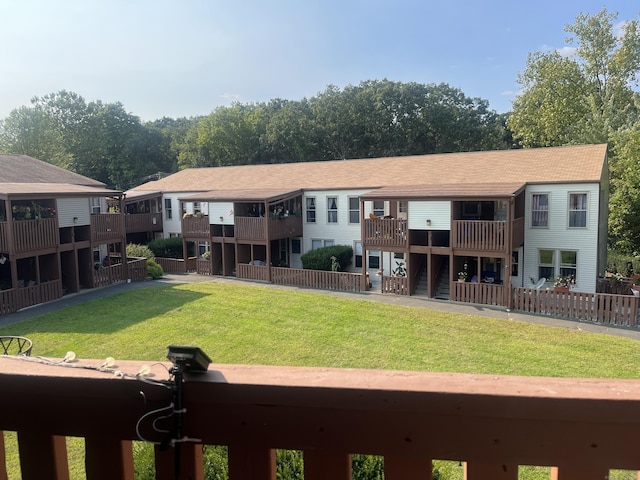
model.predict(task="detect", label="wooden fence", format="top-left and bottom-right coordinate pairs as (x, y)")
top-left (271, 266), bottom-right (363, 292)
top-left (381, 275), bottom-right (409, 295)
top-left (236, 263), bottom-right (269, 281)
top-left (127, 257), bottom-right (148, 282)
top-left (154, 257), bottom-right (198, 274)
top-left (512, 287), bottom-right (639, 327)
top-left (452, 281), bottom-right (506, 306)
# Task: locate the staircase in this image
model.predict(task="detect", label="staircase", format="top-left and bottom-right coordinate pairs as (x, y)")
top-left (413, 264), bottom-right (428, 296)
top-left (434, 264), bottom-right (450, 300)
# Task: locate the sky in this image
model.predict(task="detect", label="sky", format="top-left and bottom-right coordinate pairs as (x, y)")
top-left (0, 0), bottom-right (638, 122)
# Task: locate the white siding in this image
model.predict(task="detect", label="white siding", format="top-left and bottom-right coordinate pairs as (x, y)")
top-left (523, 183), bottom-right (600, 292)
top-left (408, 201), bottom-right (451, 230)
top-left (162, 193), bottom-right (208, 238)
top-left (57, 198), bottom-right (91, 227)
top-left (208, 202), bottom-right (234, 224)
top-left (303, 189), bottom-right (371, 272)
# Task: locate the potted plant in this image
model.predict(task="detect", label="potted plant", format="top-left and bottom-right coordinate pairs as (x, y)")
top-left (457, 271), bottom-right (468, 283)
top-left (554, 274), bottom-right (575, 293)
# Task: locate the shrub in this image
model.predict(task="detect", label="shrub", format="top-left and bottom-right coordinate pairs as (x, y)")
top-left (147, 237), bottom-right (192, 259)
top-left (300, 245), bottom-right (353, 271)
top-left (146, 258), bottom-right (164, 279)
top-left (126, 243), bottom-right (154, 259)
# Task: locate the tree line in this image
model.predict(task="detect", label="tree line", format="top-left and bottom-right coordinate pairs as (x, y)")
top-left (1, 7), bottom-right (639, 253)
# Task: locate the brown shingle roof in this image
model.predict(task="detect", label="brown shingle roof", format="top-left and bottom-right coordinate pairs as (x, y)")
top-left (0, 154), bottom-right (105, 187)
top-left (0, 183), bottom-right (121, 198)
top-left (183, 188), bottom-right (303, 202)
top-left (129, 144), bottom-right (607, 194)
top-left (361, 183), bottom-right (527, 199)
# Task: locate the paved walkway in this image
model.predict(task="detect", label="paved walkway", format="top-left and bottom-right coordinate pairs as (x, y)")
top-left (2, 273), bottom-right (640, 341)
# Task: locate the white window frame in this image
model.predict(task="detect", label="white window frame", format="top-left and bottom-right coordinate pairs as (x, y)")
top-left (348, 197), bottom-right (360, 224)
top-left (568, 192), bottom-right (588, 228)
top-left (531, 193), bottom-right (549, 228)
top-left (164, 198), bottom-right (173, 220)
top-left (372, 200), bottom-right (385, 217)
top-left (311, 239), bottom-right (334, 250)
top-left (90, 197), bottom-right (101, 214)
top-left (538, 249), bottom-right (555, 281)
top-left (327, 196), bottom-right (338, 223)
top-left (306, 197), bottom-right (316, 223)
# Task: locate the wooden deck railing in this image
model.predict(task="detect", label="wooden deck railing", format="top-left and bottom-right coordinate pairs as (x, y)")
top-left (124, 213), bottom-right (163, 233)
top-left (452, 220), bottom-right (506, 251)
top-left (0, 280), bottom-right (63, 315)
top-left (235, 217), bottom-right (265, 240)
top-left (127, 257), bottom-right (148, 282)
top-left (91, 213), bottom-right (125, 243)
top-left (182, 215), bottom-right (210, 238)
top-left (12, 218), bottom-right (58, 253)
top-left (512, 287), bottom-right (639, 327)
top-left (271, 266), bottom-right (363, 292)
top-left (2, 360), bottom-right (640, 479)
top-left (154, 257), bottom-right (198, 274)
top-left (362, 218), bottom-right (408, 248)
top-left (451, 281), bottom-right (507, 306)
top-left (93, 263), bottom-right (124, 288)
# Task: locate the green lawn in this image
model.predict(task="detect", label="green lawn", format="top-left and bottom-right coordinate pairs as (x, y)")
top-left (1, 281), bottom-right (640, 479)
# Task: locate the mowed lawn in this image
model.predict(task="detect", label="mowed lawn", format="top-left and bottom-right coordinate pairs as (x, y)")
top-left (2, 281), bottom-right (640, 480)
top-left (0, 281), bottom-right (639, 378)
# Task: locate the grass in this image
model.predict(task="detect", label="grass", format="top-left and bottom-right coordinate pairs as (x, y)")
top-left (2, 281), bottom-right (640, 479)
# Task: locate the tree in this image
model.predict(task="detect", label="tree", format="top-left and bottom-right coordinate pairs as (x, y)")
top-left (507, 8), bottom-right (640, 253)
top-left (508, 8), bottom-right (640, 148)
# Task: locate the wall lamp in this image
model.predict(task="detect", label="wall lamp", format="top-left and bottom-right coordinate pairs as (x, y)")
top-left (426, 219), bottom-right (432, 226)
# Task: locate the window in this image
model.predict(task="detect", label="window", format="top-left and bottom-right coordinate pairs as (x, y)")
top-left (193, 202), bottom-right (201, 215)
top-left (373, 200), bottom-right (385, 217)
top-left (398, 201), bottom-right (408, 214)
top-left (306, 198), bottom-right (316, 223)
top-left (511, 251), bottom-right (519, 277)
top-left (568, 193), bottom-right (587, 228)
top-left (327, 196), bottom-right (338, 223)
top-left (291, 238), bottom-right (301, 254)
top-left (349, 197), bottom-right (360, 224)
top-left (90, 197), bottom-right (101, 214)
top-left (538, 249), bottom-right (554, 280)
top-left (164, 199), bottom-right (173, 220)
top-left (560, 251), bottom-right (577, 279)
top-left (354, 241), bottom-right (362, 268)
top-left (311, 239), bottom-right (333, 250)
top-left (368, 253), bottom-right (380, 269)
top-left (531, 194), bottom-right (548, 227)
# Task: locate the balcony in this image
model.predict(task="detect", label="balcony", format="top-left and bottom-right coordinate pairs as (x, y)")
top-left (363, 218), bottom-right (408, 248)
top-left (235, 215), bottom-right (303, 242)
top-left (124, 212), bottom-right (163, 234)
top-left (1, 360), bottom-right (640, 479)
top-left (0, 218), bottom-right (59, 254)
top-left (182, 215), bottom-right (211, 239)
top-left (91, 214), bottom-right (125, 243)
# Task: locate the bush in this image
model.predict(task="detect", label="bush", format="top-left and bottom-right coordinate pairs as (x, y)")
top-left (146, 258), bottom-right (164, 279)
top-left (147, 237), bottom-right (192, 259)
top-left (126, 243), bottom-right (154, 259)
top-left (300, 245), bottom-right (353, 271)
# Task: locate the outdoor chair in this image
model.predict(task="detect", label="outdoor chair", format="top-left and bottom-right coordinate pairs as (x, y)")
top-left (0, 336), bottom-right (33, 356)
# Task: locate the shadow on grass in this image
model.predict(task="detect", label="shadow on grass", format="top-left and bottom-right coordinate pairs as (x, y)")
top-left (0, 284), bottom-right (209, 335)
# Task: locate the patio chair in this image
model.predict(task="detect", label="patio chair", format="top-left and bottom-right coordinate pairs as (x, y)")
top-left (0, 336), bottom-right (33, 356)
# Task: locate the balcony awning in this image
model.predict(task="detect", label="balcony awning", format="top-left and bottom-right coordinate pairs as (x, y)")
top-left (0, 183), bottom-right (122, 199)
top-left (180, 188), bottom-right (304, 203)
top-left (360, 182), bottom-right (526, 201)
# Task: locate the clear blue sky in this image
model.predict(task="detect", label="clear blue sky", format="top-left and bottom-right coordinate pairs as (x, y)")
top-left (0, 1), bottom-right (638, 121)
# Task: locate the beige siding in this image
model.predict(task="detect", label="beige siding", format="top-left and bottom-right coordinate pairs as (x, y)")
top-left (57, 197), bottom-right (91, 227)
top-left (408, 201), bottom-right (451, 230)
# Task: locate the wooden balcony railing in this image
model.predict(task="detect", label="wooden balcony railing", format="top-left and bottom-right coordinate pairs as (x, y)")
top-left (182, 215), bottom-right (211, 239)
top-left (124, 212), bottom-right (163, 233)
top-left (91, 214), bottom-right (125, 243)
top-left (235, 217), bottom-right (265, 240)
top-left (452, 220), bottom-right (506, 252)
top-left (2, 360), bottom-right (640, 479)
top-left (363, 218), bottom-right (408, 248)
top-left (12, 218), bottom-right (58, 253)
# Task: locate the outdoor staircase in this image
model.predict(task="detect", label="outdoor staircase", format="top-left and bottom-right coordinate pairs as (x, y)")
top-left (413, 264), bottom-right (429, 296)
top-left (434, 264), bottom-right (450, 300)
